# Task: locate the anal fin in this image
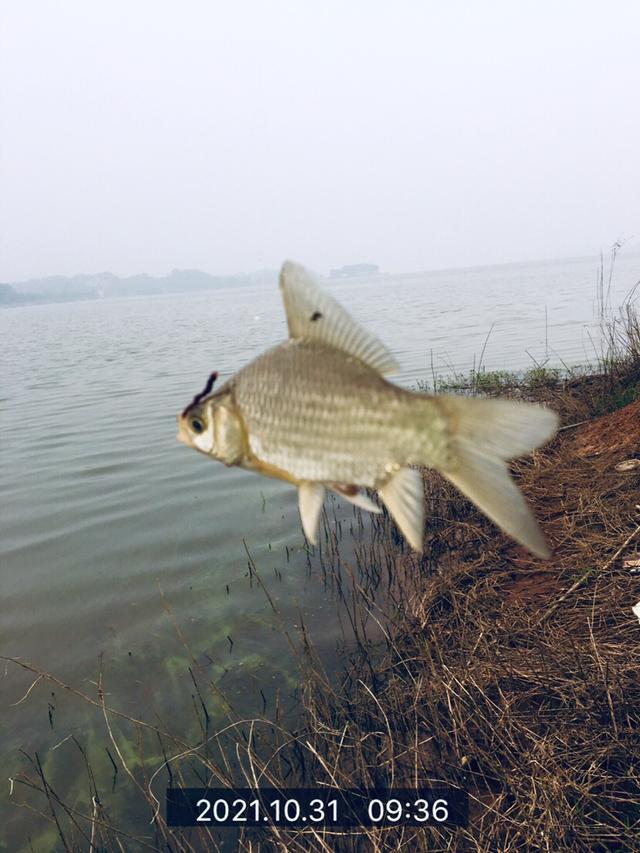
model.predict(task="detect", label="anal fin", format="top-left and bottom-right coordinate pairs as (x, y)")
top-left (378, 467), bottom-right (425, 552)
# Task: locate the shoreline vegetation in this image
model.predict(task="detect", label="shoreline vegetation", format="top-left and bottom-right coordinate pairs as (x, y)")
top-left (3, 261), bottom-right (639, 850)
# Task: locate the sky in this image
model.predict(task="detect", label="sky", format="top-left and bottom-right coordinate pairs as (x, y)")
top-left (1, 1), bottom-right (639, 282)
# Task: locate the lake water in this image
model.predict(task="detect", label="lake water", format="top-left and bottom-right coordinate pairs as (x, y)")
top-left (1, 251), bottom-right (639, 848)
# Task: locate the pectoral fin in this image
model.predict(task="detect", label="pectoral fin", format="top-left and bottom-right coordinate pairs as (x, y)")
top-left (298, 482), bottom-right (326, 545)
top-left (378, 467), bottom-right (425, 552)
top-left (330, 484), bottom-right (382, 514)
top-left (279, 261), bottom-right (400, 375)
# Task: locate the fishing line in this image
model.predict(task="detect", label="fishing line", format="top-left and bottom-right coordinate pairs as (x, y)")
top-left (181, 371), bottom-right (218, 417)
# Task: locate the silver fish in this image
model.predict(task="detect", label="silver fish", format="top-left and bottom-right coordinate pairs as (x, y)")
top-left (177, 262), bottom-right (558, 556)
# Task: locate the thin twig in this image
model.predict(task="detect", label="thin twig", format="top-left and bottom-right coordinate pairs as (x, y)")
top-left (536, 523), bottom-right (640, 626)
top-left (10, 675), bottom-right (43, 706)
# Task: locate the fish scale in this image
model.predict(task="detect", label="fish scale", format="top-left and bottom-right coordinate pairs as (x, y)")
top-left (229, 339), bottom-right (444, 486)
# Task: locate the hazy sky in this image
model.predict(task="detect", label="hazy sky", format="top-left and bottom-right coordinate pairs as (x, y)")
top-left (1, 1), bottom-right (638, 281)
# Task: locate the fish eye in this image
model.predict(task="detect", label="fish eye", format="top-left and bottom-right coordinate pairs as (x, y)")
top-left (190, 417), bottom-right (205, 434)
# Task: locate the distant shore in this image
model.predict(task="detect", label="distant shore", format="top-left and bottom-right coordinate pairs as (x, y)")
top-left (0, 262), bottom-right (383, 307)
top-left (0, 268), bottom-right (280, 307)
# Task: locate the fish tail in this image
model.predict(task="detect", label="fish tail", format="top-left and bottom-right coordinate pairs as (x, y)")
top-left (434, 396), bottom-right (559, 557)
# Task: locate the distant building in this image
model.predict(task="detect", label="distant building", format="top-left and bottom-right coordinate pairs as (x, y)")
top-left (329, 263), bottom-right (379, 279)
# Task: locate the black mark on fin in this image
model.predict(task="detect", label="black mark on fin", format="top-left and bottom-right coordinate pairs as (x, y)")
top-left (310, 311), bottom-right (323, 322)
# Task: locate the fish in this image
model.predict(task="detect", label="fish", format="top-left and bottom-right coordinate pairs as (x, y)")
top-left (177, 262), bottom-right (559, 557)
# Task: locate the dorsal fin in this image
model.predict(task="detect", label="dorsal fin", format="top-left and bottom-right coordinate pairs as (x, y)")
top-left (279, 261), bottom-right (400, 376)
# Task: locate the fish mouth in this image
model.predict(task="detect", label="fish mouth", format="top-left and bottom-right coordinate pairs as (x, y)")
top-left (176, 413), bottom-right (191, 445)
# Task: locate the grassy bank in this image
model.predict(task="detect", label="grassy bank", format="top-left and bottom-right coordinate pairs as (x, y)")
top-left (254, 290), bottom-right (639, 851)
top-left (4, 281), bottom-right (639, 851)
